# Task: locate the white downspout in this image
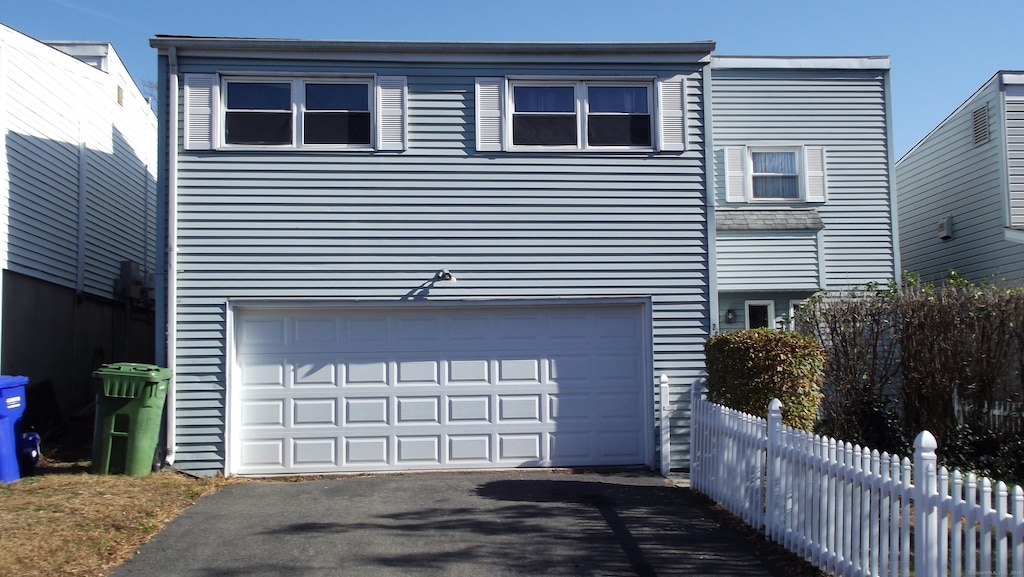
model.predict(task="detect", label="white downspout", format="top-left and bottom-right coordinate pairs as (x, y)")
top-left (164, 47), bottom-right (179, 466)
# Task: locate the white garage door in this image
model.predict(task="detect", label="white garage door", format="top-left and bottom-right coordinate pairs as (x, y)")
top-left (231, 302), bottom-right (650, 475)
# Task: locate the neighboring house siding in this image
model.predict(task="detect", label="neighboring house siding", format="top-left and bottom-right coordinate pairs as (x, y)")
top-left (0, 27), bottom-right (157, 297)
top-left (711, 66), bottom-right (895, 290)
top-left (1007, 89), bottom-right (1024, 230)
top-left (168, 57), bottom-right (709, 474)
top-left (896, 78), bottom-right (1024, 282)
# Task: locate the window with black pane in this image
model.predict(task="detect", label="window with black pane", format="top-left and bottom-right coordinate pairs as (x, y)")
top-left (225, 82), bottom-right (293, 145)
top-left (586, 86), bottom-right (651, 147)
top-left (511, 85), bottom-right (577, 146)
top-left (304, 83), bottom-right (371, 145)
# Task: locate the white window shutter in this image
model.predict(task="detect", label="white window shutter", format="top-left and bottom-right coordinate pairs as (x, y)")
top-left (376, 76), bottom-right (407, 151)
top-left (804, 146), bottom-right (827, 202)
top-left (657, 75), bottom-right (686, 152)
top-left (724, 146), bottom-right (748, 202)
top-left (183, 73), bottom-right (217, 150)
top-left (475, 77), bottom-right (504, 152)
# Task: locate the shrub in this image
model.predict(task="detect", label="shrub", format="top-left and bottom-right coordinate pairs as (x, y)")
top-left (704, 328), bottom-right (825, 430)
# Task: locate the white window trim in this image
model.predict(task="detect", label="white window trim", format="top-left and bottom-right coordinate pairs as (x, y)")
top-left (475, 75), bottom-right (686, 154)
top-left (744, 300), bottom-right (776, 330)
top-left (787, 299), bottom-right (806, 332)
top-left (181, 73), bottom-right (407, 152)
top-left (723, 145), bottom-right (828, 204)
top-left (507, 79), bottom-right (655, 152)
top-left (219, 76), bottom-right (376, 151)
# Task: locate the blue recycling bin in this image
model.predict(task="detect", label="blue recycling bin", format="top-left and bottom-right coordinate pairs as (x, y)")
top-left (0, 375), bottom-right (30, 483)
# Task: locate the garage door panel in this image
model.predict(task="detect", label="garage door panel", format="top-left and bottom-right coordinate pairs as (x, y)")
top-left (448, 396), bottom-right (491, 423)
top-left (292, 398), bottom-right (338, 427)
top-left (447, 359), bottom-right (490, 384)
top-left (498, 359), bottom-right (542, 383)
top-left (498, 433), bottom-right (542, 462)
top-left (343, 360), bottom-right (389, 386)
top-left (396, 396), bottom-right (440, 424)
top-left (233, 303), bottom-right (648, 475)
top-left (344, 437), bottom-right (389, 465)
top-left (498, 395), bottom-right (542, 422)
top-left (293, 438), bottom-right (338, 466)
top-left (241, 400), bottom-right (284, 427)
top-left (448, 435), bottom-right (491, 461)
top-left (396, 360), bottom-right (441, 385)
top-left (345, 398), bottom-right (389, 425)
top-left (397, 436), bottom-right (441, 464)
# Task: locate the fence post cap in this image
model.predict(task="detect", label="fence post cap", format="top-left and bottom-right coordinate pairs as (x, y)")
top-left (768, 398), bottom-right (783, 412)
top-left (914, 430), bottom-right (937, 452)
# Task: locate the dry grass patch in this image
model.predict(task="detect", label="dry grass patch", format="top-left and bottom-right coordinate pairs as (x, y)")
top-left (0, 454), bottom-right (230, 577)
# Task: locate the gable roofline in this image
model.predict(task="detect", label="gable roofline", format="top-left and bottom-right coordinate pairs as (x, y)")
top-left (149, 36), bottom-right (715, 64)
top-left (897, 70), bottom-right (1024, 165)
top-left (711, 55), bottom-right (890, 70)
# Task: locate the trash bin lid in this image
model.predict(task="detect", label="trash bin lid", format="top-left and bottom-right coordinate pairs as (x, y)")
top-left (0, 375), bottom-right (28, 390)
top-left (93, 363), bottom-right (172, 381)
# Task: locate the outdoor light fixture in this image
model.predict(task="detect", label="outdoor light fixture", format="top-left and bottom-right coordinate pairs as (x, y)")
top-left (725, 309), bottom-right (736, 324)
top-left (434, 269), bottom-right (457, 282)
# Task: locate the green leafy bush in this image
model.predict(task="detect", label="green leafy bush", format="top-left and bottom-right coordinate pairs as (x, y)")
top-left (704, 328), bottom-right (825, 430)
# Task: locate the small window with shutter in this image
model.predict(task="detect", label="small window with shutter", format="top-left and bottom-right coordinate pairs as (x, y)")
top-left (723, 145), bottom-right (827, 203)
top-left (475, 75), bottom-right (686, 152)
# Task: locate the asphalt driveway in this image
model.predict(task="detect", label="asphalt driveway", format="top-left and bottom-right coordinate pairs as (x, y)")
top-left (110, 470), bottom-right (790, 577)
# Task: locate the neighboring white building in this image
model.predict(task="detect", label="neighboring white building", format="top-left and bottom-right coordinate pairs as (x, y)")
top-left (896, 71), bottom-right (1024, 284)
top-left (0, 24), bottom-right (157, 423)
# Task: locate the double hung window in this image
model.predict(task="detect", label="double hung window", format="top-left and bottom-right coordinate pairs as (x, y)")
top-left (509, 82), bottom-right (653, 149)
top-left (723, 145), bottom-right (828, 203)
top-left (750, 150), bottom-right (800, 199)
top-left (181, 73), bottom-right (407, 151)
top-left (223, 79), bottom-right (372, 147)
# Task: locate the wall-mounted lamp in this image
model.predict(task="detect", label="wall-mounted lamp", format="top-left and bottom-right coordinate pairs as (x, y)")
top-left (434, 269), bottom-right (457, 283)
top-left (725, 309), bottom-right (736, 324)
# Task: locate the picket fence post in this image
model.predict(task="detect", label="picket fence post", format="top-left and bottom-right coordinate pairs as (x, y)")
top-left (914, 430), bottom-right (939, 577)
top-left (659, 374), bottom-right (672, 477)
top-left (766, 398), bottom-right (783, 538)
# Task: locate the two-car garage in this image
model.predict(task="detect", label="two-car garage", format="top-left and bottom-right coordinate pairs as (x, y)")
top-left (228, 300), bottom-right (653, 476)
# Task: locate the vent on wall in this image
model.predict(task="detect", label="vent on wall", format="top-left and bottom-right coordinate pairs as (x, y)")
top-left (937, 215), bottom-right (953, 240)
top-left (972, 105), bottom-right (989, 147)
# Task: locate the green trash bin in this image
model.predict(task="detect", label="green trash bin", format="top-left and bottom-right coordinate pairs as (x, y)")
top-left (92, 363), bottom-right (171, 476)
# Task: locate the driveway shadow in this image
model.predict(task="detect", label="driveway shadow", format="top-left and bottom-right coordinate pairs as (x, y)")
top-left (111, 471), bottom-right (793, 577)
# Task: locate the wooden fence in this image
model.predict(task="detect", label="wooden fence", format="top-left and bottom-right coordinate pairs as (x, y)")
top-left (690, 381), bottom-right (1024, 577)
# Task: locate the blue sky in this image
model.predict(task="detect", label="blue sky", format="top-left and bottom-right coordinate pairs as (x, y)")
top-left (2, 0), bottom-right (1023, 157)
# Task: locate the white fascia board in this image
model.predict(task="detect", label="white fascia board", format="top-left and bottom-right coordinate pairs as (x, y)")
top-left (1001, 73), bottom-right (1024, 85)
top-left (711, 55), bottom-right (890, 70)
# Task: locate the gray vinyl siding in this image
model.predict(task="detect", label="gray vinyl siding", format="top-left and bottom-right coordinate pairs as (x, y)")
top-left (1, 27), bottom-right (157, 297)
top-left (717, 231), bottom-right (820, 291)
top-left (168, 55), bottom-right (710, 474)
top-left (711, 67), bottom-right (895, 290)
top-left (896, 77), bottom-right (1024, 283)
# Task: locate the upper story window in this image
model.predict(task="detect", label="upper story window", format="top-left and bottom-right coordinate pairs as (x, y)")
top-left (182, 73), bottom-right (406, 152)
top-left (223, 79), bottom-right (373, 148)
top-left (723, 145), bottom-right (828, 203)
top-left (475, 75), bottom-right (686, 153)
top-left (751, 150), bottom-right (800, 199)
top-left (509, 82), bottom-right (653, 149)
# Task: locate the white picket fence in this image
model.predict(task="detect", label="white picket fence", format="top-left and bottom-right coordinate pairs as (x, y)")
top-left (690, 381), bottom-right (1024, 577)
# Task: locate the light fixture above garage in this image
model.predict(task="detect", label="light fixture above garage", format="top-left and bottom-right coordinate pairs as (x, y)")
top-left (434, 269), bottom-right (457, 282)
